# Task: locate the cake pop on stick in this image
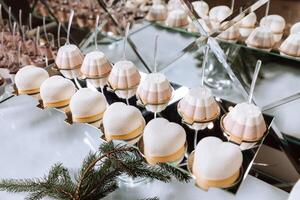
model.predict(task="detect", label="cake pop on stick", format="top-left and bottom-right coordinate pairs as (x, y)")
top-left (107, 23), bottom-right (141, 103)
top-left (221, 60), bottom-right (267, 149)
top-left (55, 10), bottom-right (84, 79)
top-left (136, 35), bottom-right (173, 116)
top-left (178, 45), bottom-right (220, 149)
top-left (81, 15), bottom-right (112, 93)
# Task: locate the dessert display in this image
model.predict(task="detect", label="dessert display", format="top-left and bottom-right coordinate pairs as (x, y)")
top-left (245, 27), bottom-right (275, 51)
top-left (81, 51), bottom-right (112, 89)
top-left (290, 22), bottom-right (300, 34)
top-left (146, 3), bottom-right (168, 22)
top-left (208, 6), bottom-right (232, 29)
top-left (238, 12), bottom-right (257, 38)
top-left (70, 88), bottom-right (107, 128)
top-left (137, 72), bottom-right (172, 113)
top-left (40, 75), bottom-right (76, 112)
top-left (103, 102), bottom-right (145, 144)
top-left (178, 86), bottom-right (220, 130)
top-left (217, 22), bottom-right (240, 42)
top-left (192, 1), bottom-right (209, 18)
top-left (108, 60), bottom-right (141, 99)
top-left (15, 65), bottom-right (49, 99)
top-left (192, 137), bottom-right (243, 190)
top-left (143, 118), bottom-right (186, 165)
top-left (221, 102), bottom-right (267, 143)
top-left (288, 179), bottom-right (300, 200)
top-left (259, 14), bottom-right (286, 43)
top-left (166, 9), bottom-right (189, 28)
top-left (279, 34), bottom-right (300, 59)
top-left (55, 44), bottom-right (84, 79)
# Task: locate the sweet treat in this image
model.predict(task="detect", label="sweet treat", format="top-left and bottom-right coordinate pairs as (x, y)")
top-left (245, 27), bottom-right (275, 51)
top-left (288, 179), bottom-right (300, 200)
top-left (218, 22), bottom-right (240, 42)
top-left (40, 75), bottom-right (76, 112)
top-left (81, 51), bottom-right (112, 89)
top-left (222, 102), bottom-right (267, 144)
top-left (143, 118), bottom-right (186, 165)
top-left (146, 4), bottom-right (167, 22)
top-left (187, 18), bottom-right (212, 33)
top-left (103, 102), bottom-right (145, 144)
top-left (136, 72), bottom-right (172, 113)
top-left (238, 12), bottom-right (257, 38)
top-left (192, 137), bottom-right (243, 190)
top-left (55, 44), bottom-right (84, 79)
top-left (166, 9), bottom-right (189, 28)
top-left (209, 6), bottom-right (231, 29)
top-left (167, 0), bottom-right (182, 11)
top-left (15, 65), bottom-right (49, 99)
top-left (192, 1), bottom-right (209, 18)
top-left (290, 22), bottom-right (300, 34)
top-left (279, 34), bottom-right (300, 59)
top-left (259, 15), bottom-right (286, 43)
top-left (178, 87), bottom-right (220, 130)
top-left (108, 60), bottom-right (141, 99)
top-left (70, 88), bottom-right (107, 128)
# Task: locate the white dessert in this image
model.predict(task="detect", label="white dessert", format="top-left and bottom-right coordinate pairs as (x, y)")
top-left (192, 1), bottom-right (209, 18)
top-left (15, 65), bottom-right (49, 99)
top-left (218, 21), bottom-right (240, 43)
top-left (290, 22), bottom-right (300, 34)
top-left (70, 88), bottom-right (107, 127)
top-left (103, 102), bottom-right (145, 143)
top-left (55, 44), bottom-right (84, 79)
top-left (245, 27), bottom-right (275, 51)
top-left (166, 9), bottom-right (189, 28)
top-left (193, 137), bottom-right (243, 190)
top-left (143, 118), bottom-right (186, 165)
top-left (239, 12), bottom-right (257, 38)
top-left (178, 86), bottom-right (220, 130)
top-left (209, 6), bottom-right (231, 29)
top-left (40, 75), bottom-right (76, 111)
top-left (147, 4), bottom-right (168, 21)
top-left (137, 72), bottom-right (172, 112)
top-left (108, 60), bottom-right (141, 99)
top-left (223, 102), bottom-right (267, 144)
top-left (260, 15), bottom-right (286, 43)
top-left (81, 51), bottom-right (112, 88)
top-left (279, 34), bottom-right (300, 59)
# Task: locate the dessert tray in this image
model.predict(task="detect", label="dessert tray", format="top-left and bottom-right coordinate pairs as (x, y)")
top-left (0, 61), bottom-right (275, 194)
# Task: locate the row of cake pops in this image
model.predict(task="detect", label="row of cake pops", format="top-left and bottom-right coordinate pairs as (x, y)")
top-left (12, 9), bottom-right (268, 191)
top-left (12, 49), bottom-right (267, 192)
top-left (147, 0), bottom-right (300, 59)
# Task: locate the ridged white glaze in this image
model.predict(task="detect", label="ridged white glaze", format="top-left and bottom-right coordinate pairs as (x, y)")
top-left (192, 1), bottom-right (209, 18)
top-left (15, 65), bottom-right (49, 92)
top-left (166, 9), bottom-right (189, 27)
top-left (245, 27), bottom-right (275, 49)
top-left (143, 118), bottom-right (186, 157)
top-left (279, 34), bottom-right (300, 57)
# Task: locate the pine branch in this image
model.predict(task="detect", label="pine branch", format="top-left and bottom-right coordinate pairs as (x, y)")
top-left (0, 141), bottom-right (190, 200)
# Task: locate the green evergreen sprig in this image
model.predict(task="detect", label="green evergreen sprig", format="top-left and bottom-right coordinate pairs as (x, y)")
top-left (0, 141), bottom-right (190, 200)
